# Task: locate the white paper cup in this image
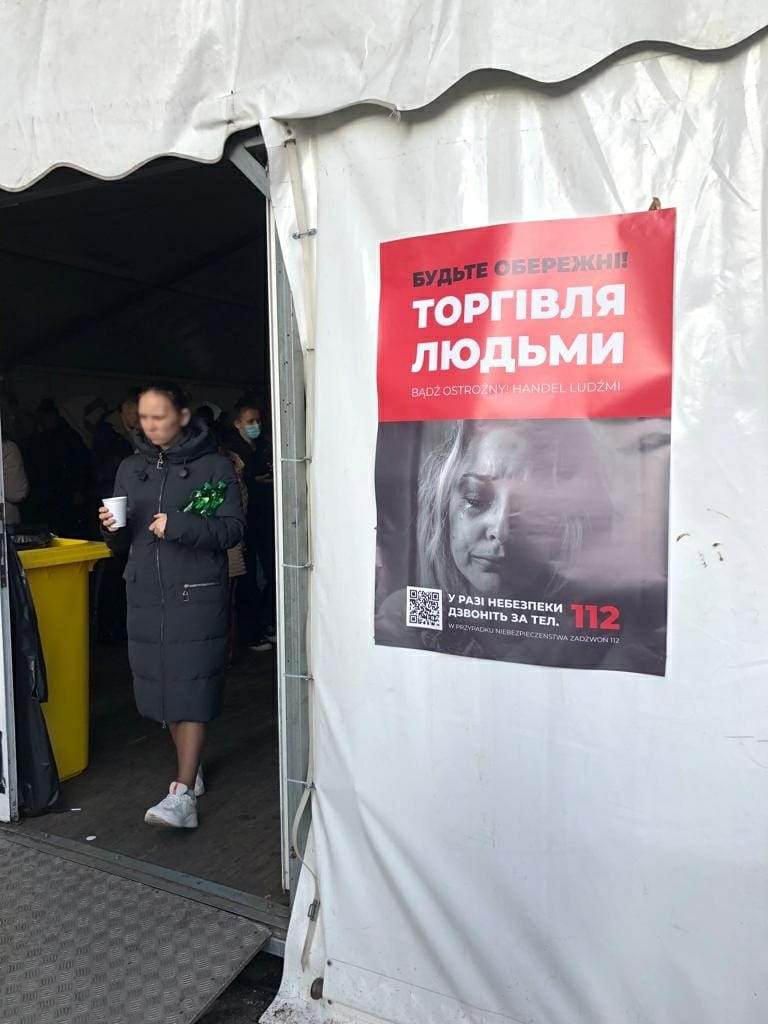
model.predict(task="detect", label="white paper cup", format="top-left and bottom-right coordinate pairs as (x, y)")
top-left (102, 496), bottom-right (127, 530)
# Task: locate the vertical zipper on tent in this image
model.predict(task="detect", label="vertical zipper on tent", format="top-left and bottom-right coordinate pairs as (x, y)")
top-left (155, 452), bottom-right (168, 726)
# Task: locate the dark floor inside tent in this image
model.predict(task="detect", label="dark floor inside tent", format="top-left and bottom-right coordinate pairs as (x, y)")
top-left (14, 645), bottom-right (286, 904)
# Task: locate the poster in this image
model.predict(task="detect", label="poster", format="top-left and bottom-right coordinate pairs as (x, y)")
top-left (374, 210), bottom-right (674, 675)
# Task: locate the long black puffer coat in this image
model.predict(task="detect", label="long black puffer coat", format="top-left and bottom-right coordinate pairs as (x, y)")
top-left (104, 420), bottom-right (245, 723)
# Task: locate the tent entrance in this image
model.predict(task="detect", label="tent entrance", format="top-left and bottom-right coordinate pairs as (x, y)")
top-left (0, 146), bottom-right (300, 949)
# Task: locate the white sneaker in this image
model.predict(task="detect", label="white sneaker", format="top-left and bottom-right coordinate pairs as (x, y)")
top-left (144, 782), bottom-right (198, 829)
top-left (194, 766), bottom-right (205, 797)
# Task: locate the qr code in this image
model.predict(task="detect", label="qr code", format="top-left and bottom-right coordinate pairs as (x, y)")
top-left (407, 586), bottom-right (443, 630)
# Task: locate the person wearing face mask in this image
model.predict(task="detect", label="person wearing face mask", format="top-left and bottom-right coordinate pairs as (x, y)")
top-left (227, 398), bottom-right (276, 652)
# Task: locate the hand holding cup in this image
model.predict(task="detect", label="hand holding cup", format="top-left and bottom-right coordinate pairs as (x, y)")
top-left (100, 496), bottom-right (127, 532)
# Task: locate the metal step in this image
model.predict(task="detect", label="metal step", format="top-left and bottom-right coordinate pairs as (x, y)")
top-left (2, 827), bottom-right (290, 941)
top-left (0, 831), bottom-right (271, 1023)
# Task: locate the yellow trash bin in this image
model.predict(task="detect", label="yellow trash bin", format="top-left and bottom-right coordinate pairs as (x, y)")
top-left (18, 539), bottom-right (112, 781)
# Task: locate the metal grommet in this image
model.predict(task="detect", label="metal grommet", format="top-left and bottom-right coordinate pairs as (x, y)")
top-left (310, 978), bottom-right (324, 1000)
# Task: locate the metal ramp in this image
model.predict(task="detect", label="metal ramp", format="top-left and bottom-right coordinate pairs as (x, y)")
top-left (0, 832), bottom-right (270, 1024)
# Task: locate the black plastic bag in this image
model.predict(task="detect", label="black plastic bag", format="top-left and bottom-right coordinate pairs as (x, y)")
top-left (7, 537), bottom-right (61, 815)
top-left (8, 524), bottom-right (55, 551)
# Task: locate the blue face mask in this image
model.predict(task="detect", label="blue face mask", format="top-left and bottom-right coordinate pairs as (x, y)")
top-left (245, 423), bottom-right (262, 440)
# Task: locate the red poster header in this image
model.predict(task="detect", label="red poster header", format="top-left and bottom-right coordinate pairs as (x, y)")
top-left (377, 210), bottom-right (675, 421)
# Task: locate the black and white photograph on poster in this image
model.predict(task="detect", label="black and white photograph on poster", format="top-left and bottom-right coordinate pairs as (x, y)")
top-left (374, 418), bottom-right (670, 675)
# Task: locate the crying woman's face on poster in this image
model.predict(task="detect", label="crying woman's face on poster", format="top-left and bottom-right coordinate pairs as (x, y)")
top-left (445, 421), bottom-right (608, 596)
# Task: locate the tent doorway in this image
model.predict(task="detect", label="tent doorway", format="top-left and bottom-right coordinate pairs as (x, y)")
top-left (0, 148), bottom-right (296, 944)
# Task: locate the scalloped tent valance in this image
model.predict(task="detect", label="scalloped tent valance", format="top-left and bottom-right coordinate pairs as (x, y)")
top-left (0, 1), bottom-right (766, 190)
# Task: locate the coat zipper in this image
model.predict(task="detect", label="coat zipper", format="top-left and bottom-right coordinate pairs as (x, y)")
top-left (156, 451), bottom-right (168, 727)
top-left (181, 582), bottom-right (220, 602)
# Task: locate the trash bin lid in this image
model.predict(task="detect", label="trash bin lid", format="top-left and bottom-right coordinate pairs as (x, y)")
top-left (18, 538), bottom-right (112, 570)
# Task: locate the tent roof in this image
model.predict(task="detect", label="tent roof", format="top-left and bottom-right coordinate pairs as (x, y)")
top-left (0, 2), bottom-right (766, 191)
top-left (0, 159), bottom-right (267, 385)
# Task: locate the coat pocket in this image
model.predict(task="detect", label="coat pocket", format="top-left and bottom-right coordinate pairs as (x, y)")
top-left (178, 581), bottom-right (223, 604)
top-left (123, 564), bottom-right (137, 584)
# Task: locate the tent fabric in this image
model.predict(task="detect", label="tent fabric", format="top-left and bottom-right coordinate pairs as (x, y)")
top-left (0, 161), bottom-right (268, 385)
top-left (1, 2), bottom-right (767, 190)
top-left (263, 36), bottom-right (768, 1024)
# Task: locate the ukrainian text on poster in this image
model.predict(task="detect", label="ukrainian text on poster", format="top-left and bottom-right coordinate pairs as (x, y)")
top-left (374, 210), bottom-right (674, 675)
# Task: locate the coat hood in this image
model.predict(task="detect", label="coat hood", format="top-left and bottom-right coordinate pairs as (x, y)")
top-left (133, 416), bottom-right (218, 465)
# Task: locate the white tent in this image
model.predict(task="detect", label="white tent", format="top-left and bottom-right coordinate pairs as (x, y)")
top-left (2, 6), bottom-right (768, 1023)
top-left (1, 2), bottom-right (765, 189)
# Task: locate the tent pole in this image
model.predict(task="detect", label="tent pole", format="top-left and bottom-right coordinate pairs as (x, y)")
top-left (229, 144), bottom-right (270, 199)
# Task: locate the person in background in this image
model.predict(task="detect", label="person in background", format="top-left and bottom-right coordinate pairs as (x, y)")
top-left (99, 382), bottom-right (245, 829)
top-left (32, 398), bottom-right (92, 538)
top-left (227, 397), bottom-right (276, 651)
top-left (195, 402), bottom-right (224, 446)
top-left (196, 405), bottom-right (215, 429)
top-left (223, 446), bottom-right (249, 663)
top-left (118, 391), bottom-right (140, 439)
top-left (88, 389), bottom-right (139, 642)
top-left (1, 400), bottom-right (30, 526)
top-left (201, 406), bottom-right (249, 659)
top-left (88, 391), bottom-right (138, 508)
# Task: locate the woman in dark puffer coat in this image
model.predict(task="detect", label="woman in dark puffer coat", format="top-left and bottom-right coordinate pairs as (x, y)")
top-left (100, 383), bottom-right (245, 829)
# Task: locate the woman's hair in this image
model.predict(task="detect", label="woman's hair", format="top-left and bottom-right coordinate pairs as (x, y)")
top-left (233, 395), bottom-right (264, 421)
top-left (138, 382), bottom-right (190, 413)
top-left (118, 388), bottom-right (140, 411)
top-left (417, 419), bottom-right (610, 594)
